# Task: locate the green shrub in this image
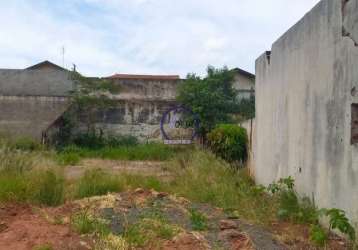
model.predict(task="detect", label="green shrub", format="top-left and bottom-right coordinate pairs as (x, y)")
top-left (31, 170), bottom-right (65, 206)
top-left (325, 208), bottom-right (356, 242)
top-left (76, 169), bottom-right (123, 198)
top-left (268, 177), bottom-right (319, 224)
top-left (207, 124), bottom-right (248, 163)
top-left (309, 224), bottom-right (328, 247)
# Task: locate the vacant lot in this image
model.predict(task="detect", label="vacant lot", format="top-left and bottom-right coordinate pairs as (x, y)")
top-left (0, 141), bottom-right (350, 250)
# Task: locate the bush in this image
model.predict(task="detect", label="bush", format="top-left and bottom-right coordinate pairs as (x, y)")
top-left (76, 169), bottom-right (124, 198)
top-left (309, 224), bottom-right (328, 247)
top-left (207, 124), bottom-right (248, 163)
top-left (268, 177), bottom-right (319, 224)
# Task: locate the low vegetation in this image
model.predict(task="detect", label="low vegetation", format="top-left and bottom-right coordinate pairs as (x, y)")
top-left (57, 143), bottom-right (177, 165)
top-left (0, 135), bottom-right (356, 249)
top-left (71, 209), bottom-right (110, 236)
top-left (189, 208), bottom-right (208, 231)
top-left (268, 176), bottom-right (356, 247)
top-left (124, 211), bottom-right (180, 248)
top-left (208, 124), bottom-right (248, 164)
top-left (75, 169), bottom-right (124, 198)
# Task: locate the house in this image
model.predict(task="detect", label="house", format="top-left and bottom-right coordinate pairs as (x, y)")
top-left (231, 68), bottom-right (255, 101)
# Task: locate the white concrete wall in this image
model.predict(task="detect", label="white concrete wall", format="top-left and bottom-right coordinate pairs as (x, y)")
top-left (255, 0), bottom-right (358, 224)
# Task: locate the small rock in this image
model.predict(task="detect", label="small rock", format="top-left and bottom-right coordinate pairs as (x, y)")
top-left (134, 188), bottom-right (145, 194)
top-left (219, 229), bottom-right (243, 241)
top-left (79, 240), bottom-right (91, 249)
top-left (220, 220), bottom-right (238, 230)
top-left (151, 190), bottom-right (168, 199)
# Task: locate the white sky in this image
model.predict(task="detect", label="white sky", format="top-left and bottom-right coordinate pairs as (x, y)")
top-left (0, 0), bottom-right (320, 77)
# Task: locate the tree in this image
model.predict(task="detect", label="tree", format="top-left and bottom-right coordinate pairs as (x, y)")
top-left (55, 71), bottom-right (120, 145)
top-left (177, 66), bottom-right (238, 139)
top-left (69, 72), bottom-right (120, 134)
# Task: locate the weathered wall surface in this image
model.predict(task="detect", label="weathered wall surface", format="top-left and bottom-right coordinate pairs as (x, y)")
top-left (0, 69), bottom-right (73, 96)
top-left (255, 0), bottom-right (358, 223)
top-left (0, 96), bottom-right (70, 139)
top-left (89, 99), bottom-right (177, 141)
top-left (110, 79), bottom-right (178, 101)
top-left (90, 79), bottom-right (180, 141)
top-left (0, 69), bottom-right (179, 141)
top-left (0, 69), bottom-right (72, 139)
top-left (233, 74), bottom-right (255, 100)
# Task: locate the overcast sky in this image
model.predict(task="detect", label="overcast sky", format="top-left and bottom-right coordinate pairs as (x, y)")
top-left (0, 0), bottom-right (320, 77)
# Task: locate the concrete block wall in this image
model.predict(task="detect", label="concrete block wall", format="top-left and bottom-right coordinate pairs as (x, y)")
top-left (0, 69), bottom-right (73, 140)
top-left (255, 0), bottom-right (358, 224)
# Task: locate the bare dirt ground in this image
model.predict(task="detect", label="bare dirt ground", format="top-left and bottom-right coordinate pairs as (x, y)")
top-left (0, 203), bottom-right (91, 250)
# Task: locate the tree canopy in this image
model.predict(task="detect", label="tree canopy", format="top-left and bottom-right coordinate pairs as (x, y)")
top-left (177, 66), bottom-right (239, 136)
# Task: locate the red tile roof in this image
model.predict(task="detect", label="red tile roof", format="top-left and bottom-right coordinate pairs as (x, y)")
top-left (108, 73), bottom-right (180, 80)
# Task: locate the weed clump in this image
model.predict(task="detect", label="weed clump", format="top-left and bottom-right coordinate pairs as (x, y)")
top-left (189, 209), bottom-right (208, 231)
top-left (124, 211), bottom-right (180, 248)
top-left (76, 169), bottom-right (124, 199)
top-left (30, 170), bottom-right (65, 206)
top-left (72, 209), bottom-right (110, 236)
top-left (165, 150), bottom-right (276, 225)
top-left (268, 177), bottom-right (356, 246)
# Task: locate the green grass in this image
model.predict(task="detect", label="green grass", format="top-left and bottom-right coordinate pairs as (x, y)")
top-left (0, 169), bottom-right (65, 206)
top-left (56, 152), bottom-right (81, 166)
top-left (30, 170), bottom-right (65, 206)
top-left (124, 211), bottom-right (180, 247)
top-left (189, 209), bottom-right (208, 231)
top-left (0, 172), bottom-right (28, 202)
top-left (75, 169), bottom-right (124, 198)
top-left (162, 150), bottom-right (277, 225)
top-left (57, 143), bottom-right (179, 163)
top-left (32, 244), bottom-right (53, 250)
top-left (71, 209), bottom-right (110, 236)
top-left (0, 145), bottom-right (65, 206)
